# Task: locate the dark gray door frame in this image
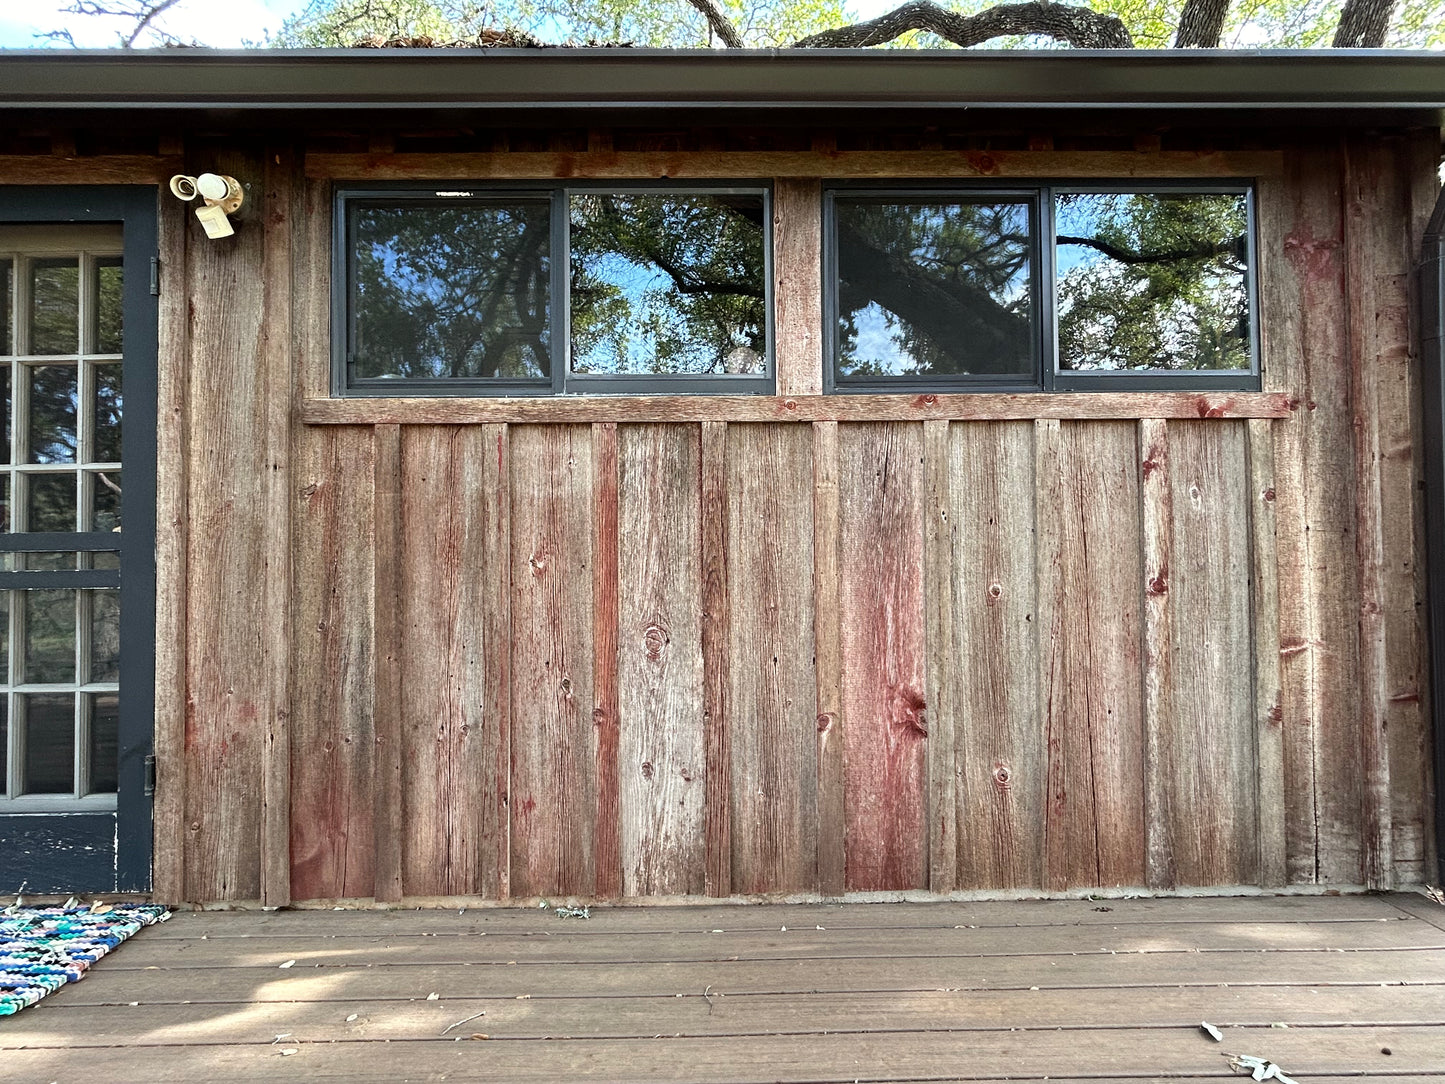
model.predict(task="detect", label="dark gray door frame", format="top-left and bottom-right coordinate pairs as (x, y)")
top-left (0, 186), bottom-right (158, 892)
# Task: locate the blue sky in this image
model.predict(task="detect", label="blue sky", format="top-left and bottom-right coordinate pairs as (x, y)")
top-left (0, 0), bottom-right (297, 48)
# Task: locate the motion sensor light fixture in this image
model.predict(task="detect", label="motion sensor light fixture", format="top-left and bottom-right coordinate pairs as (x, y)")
top-left (169, 172), bottom-right (245, 239)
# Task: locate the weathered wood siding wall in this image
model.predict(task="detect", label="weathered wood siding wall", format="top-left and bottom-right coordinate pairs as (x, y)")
top-left (5, 128), bottom-right (1433, 903)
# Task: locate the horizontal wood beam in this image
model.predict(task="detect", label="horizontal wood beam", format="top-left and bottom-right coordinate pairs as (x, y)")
top-left (305, 149), bottom-right (1283, 182)
top-left (301, 391), bottom-right (1293, 427)
top-left (0, 155), bottom-right (180, 184)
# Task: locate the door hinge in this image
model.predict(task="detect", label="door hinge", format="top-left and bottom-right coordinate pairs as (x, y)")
top-left (144, 753), bottom-right (157, 797)
top-left (149, 256), bottom-right (160, 296)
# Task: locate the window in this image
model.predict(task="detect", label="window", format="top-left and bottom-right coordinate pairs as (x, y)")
top-left (336, 185), bottom-right (772, 396)
top-left (827, 184), bottom-right (1258, 392)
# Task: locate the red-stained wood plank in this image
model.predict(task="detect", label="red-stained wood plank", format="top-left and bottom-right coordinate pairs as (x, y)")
top-left (727, 424), bottom-right (817, 894)
top-left (839, 423), bottom-right (927, 892)
top-left (1038, 420), bottom-right (1146, 890)
top-left (1247, 419), bottom-right (1287, 888)
top-left (1165, 421), bottom-right (1258, 887)
top-left (397, 426), bottom-right (507, 898)
top-left (950, 421), bottom-right (1043, 891)
top-left (700, 421), bottom-right (731, 897)
top-left (1140, 418), bottom-right (1175, 891)
top-left (618, 425), bottom-right (705, 897)
top-left (813, 422), bottom-right (845, 897)
top-left (593, 423), bottom-right (622, 901)
top-left (509, 425), bottom-right (596, 899)
top-left (922, 420), bottom-right (955, 893)
top-left (371, 423), bottom-right (404, 903)
top-left (289, 426), bottom-right (376, 902)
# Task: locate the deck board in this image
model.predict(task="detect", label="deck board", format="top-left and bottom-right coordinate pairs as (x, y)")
top-left (3, 895), bottom-right (1442, 1083)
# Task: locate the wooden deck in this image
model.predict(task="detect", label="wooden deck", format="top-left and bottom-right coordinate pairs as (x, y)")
top-left (3, 893), bottom-right (1444, 1082)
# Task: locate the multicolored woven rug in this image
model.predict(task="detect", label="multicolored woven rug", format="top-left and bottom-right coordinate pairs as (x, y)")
top-left (0, 904), bottom-right (169, 1016)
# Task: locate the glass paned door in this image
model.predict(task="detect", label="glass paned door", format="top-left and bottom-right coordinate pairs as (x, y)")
top-left (0, 224), bottom-right (130, 893)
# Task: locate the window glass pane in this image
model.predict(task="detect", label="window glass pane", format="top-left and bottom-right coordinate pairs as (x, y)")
top-left (86, 693), bottom-right (118, 795)
top-left (1, 259), bottom-right (12, 355)
top-left (94, 258), bottom-right (123, 355)
top-left (90, 588), bottom-right (119, 683)
top-left (92, 469), bottom-right (121, 532)
top-left (24, 551), bottom-right (78, 572)
top-left (0, 699), bottom-right (7, 797)
top-left (21, 693), bottom-right (73, 794)
top-left (92, 550), bottom-right (119, 571)
top-left (92, 363), bottom-right (122, 463)
top-left (24, 589), bottom-right (75, 683)
top-left (28, 363), bottom-right (79, 463)
top-left (0, 592), bottom-right (9, 681)
top-left (30, 259), bottom-right (79, 356)
top-left (570, 193), bottom-right (766, 376)
top-left (2, 366), bottom-right (11, 465)
top-left (27, 473), bottom-right (75, 533)
top-left (0, 476), bottom-right (9, 533)
top-left (350, 201), bottom-right (551, 380)
top-left (834, 198), bottom-right (1034, 380)
top-left (1055, 191), bottom-right (1251, 373)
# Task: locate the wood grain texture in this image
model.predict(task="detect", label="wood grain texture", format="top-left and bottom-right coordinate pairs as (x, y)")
top-left (772, 180), bottom-right (823, 398)
top-left (0, 155), bottom-right (180, 185)
top-left (1165, 422), bottom-right (1258, 887)
top-left (371, 423), bottom-right (404, 903)
top-left (1344, 137), bottom-right (1392, 891)
top-left (1247, 419), bottom-right (1286, 888)
top-left (727, 424), bottom-right (817, 894)
top-left (700, 421), bottom-right (730, 897)
top-left (151, 187), bottom-right (189, 904)
top-left (593, 423), bottom-right (622, 900)
top-left (950, 421), bottom-right (1043, 891)
top-left (510, 425), bottom-right (596, 898)
top-left (618, 425), bottom-right (705, 897)
top-left (1140, 418), bottom-right (1175, 891)
top-left (289, 426), bottom-right (375, 902)
top-left (260, 144), bottom-right (296, 908)
top-left (922, 420), bottom-right (955, 893)
top-left (182, 146), bottom-right (268, 903)
top-left (812, 422), bottom-right (845, 898)
top-left (839, 423), bottom-right (927, 891)
top-left (396, 426), bottom-right (507, 898)
top-left (305, 149), bottom-right (1283, 182)
top-left (301, 391), bottom-right (1293, 427)
top-left (1038, 421), bottom-right (1145, 890)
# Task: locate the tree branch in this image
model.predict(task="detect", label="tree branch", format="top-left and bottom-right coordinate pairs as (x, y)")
top-left (793, 1), bottom-right (1133, 50)
top-left (123, 0), bottom-right (183, 46)
top-left (1055, 233), bottom-right (1245, 266)
top-left (681, 0), bottom-right (745, 47)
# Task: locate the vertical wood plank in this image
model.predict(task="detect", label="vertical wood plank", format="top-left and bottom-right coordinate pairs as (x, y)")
top-left (152, 179), bottom-right (189, 904)
top-left (922, 420), bottom-right (956, 893)
top-left (397, 426), bottom-right (507, 898)
top-left (183, 146), bottom-right (268, 902)
top-left (727, 424), bottom-right (817, 894)
top-left (701, 421), bottom-right (731, 897)
top-left (1167, 422), bottom-right (1258, 886)
top-left (1248, 418), bottom-right (1287, 888)
top-left (813, 421), bottom-right (845, 897)
top-left (1140, 418), bottom-right (1176, 891)
top-left (618, 425), bottom-right (705, 897)
top-left (1038, 421), bottom-right (1145, 890)
top-left (592, 423), bottom-right (622, 900)
top-left (1343, 137), bottom-right (1392, 890)
top-left (773, 179), bottom-right (823, 398)
top-left (371, 423), bottom-right (404, 903)
top-left (951, 421), bottom-right (1042, 890)
top-left (289, 426), bottom-right (375, 902)
top-left (490, 425), bottom-right (512, 900)
top-left (839, 422), bottom-right (927, 891)
top-left (510, 425), bottom-right (596, 898)
top-left (260, 144), bottom-right (296, 908)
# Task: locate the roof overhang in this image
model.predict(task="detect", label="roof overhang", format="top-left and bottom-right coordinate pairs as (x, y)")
top-left (1, 48), bottom-right (1443, 129)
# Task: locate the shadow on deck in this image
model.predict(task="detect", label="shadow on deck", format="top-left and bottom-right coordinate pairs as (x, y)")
top-left (3, 892), bottom-right (1443, 1082)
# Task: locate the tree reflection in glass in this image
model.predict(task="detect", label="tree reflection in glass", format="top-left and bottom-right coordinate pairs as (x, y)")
top-left (834, 199), bottom-right (1034, 379)
top-left (350, 201), bottom-right (551, 380)
top-left (1055, 192), bottom-right (1250, 372)
top-left (569, 193), bottom-right (766, 376)
top-left (28, 364), bottom-right (78, 463)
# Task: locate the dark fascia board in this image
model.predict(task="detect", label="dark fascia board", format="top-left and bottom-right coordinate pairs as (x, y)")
top-left (1, 47), bottom-right (1445, 115)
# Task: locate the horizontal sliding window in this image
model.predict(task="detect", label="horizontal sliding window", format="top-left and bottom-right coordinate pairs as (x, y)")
top-left (337, 185), bottom-right (771, 396)
top-left (827, 184), bottom-right (1258, 393)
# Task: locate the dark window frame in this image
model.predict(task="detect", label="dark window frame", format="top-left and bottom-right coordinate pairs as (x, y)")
top-left (825, 179), bottom-right (1262, 394)
top-left (333, 181), bottom-right (775, 398)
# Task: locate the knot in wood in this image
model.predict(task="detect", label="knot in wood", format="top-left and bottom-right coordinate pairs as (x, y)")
top-left (987, 583), bottom-right (1003, 601)
top-left (1189, 483), bottom-right (1203, 505)
top-left (1147, 574), bottom-right (1168, 597)
top-left (641, 760), bottom-right (655, 780)
top-left (1263, 487), bottom-right (1276, 503)
top-left (816, 712), bottom-right (835, 734)
top-left (644, 621), bottom-right (669, 662)
top-left (992, 764), bottom-right (1011, 789)
top-left (528, 548), bottom-right (550, 576)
